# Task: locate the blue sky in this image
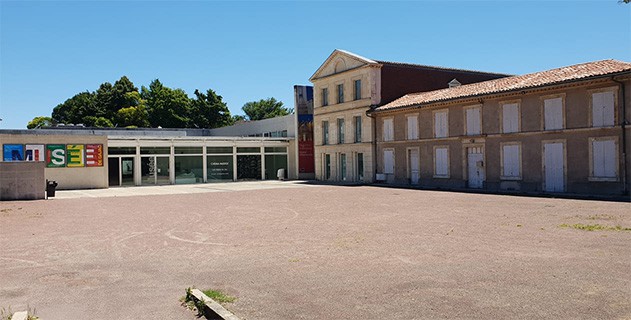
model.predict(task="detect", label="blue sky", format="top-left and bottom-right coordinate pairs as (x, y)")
top-left (1, 1), bottom-right (629, 129)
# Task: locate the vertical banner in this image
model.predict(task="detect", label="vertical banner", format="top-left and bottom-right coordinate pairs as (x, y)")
top-left (25, 144), bottom-right (45, 161)
top-left (3, 144), bottom-right (24, 161)
top-left (85, 144), bottom-right (104, 167)
top-left (294, 85), bottom-right (315, 174)
top-left (66, 145), bottom-right (85, 167)
top-left (46, 144), bottom-right (66, 167)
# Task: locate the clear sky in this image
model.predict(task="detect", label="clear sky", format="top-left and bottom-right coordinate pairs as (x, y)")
top-left (0, 1), bottom-right (629, 129)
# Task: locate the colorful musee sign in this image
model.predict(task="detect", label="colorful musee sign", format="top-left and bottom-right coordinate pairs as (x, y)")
top-left (3, 144), bottom-right (103, 167)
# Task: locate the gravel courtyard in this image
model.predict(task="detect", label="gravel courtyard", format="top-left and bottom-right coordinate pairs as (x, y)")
top-left (1, 183), bottom-right (630, 319)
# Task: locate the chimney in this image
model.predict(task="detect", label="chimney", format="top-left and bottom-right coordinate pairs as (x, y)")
top-left (448, 79), bottom-right (461, 88)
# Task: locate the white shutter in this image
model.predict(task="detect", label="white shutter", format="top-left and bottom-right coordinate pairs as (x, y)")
top-left (593, 140), bottom-right (616, 178)
top-left (435, 148), bottom-right (448, 176)
top-left (592, 93), bottom-right (604, 127)
top-left (503, 145), bottom-right (520, 177)
top-left (384, 150), bottom-right (394, 174)
top-left (466, 108), bottom-right (481, 135)
top-left (435, 111), bottom-right (448, 138)
top-left (383, 119), bottom-right (394, 141)
top-left (407, 116), bottom-right (418, 140)
top-left (503, 103), bottom-right (519, 133)
top-left (544, 98), bottom-right (563, 130)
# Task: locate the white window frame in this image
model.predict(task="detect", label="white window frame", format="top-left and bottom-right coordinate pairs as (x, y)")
top-left (589, 136), bottom-right (619, 182)
top-left (383, 117), bottom-right (394, 142)
top-left (500, 100), bottom-right (521, 134)
top-left (433, 109), bottom-right (449, 138)
top-left (589, 87), bottom-right (617, 128)
top-left (406, 114), bottom-right (419, 140)
top-left (541, 94), bottom-right (566, 131)
top-left (464, 105), bottom-right (482, 136)
top-left (500, 142), bottom-right (522, 180)
top-left (433, 146), bottom-right (450, 178)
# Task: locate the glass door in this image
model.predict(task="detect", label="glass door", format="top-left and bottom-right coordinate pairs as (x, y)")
top-left (121, 157), bottom-right (135, 186)
top-left (141, 156), bottom-right (171, 185)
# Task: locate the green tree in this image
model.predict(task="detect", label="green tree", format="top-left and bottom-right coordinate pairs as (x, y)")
top-left (27, 116), bottom-right (54, 129)
top-left (142, 79), bottom-right (192, 128)
top-left (241, 98), bottom-right (292, 121)
top-left (94, 117), bottom-right (114, 128)
top-left (51, 91), bottom-right (96, 125)
top-left (190, 89), bottom-right (233, 128)
top-left (232, 114), bottom-right (246, 123)
top-left (115, 92), bottom-right (150, 127)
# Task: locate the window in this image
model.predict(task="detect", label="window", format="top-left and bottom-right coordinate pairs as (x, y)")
top-left (354, 116), bottom-right (362, 143)
top-left (384, 149), bottom-right (394, 174)
top-left (321, 88), bottom-right (329, 107)
top-left (322, 121), bottom-right (329, 145)
top-left (337, 118), bottom-right (345, 144)
top-left (501, 144), bottom-right (521, 179)
top-left (434, 110), bottom-right (448, 138)
top-left (592, 91), bottom-right (615, 127)
top-left (502, 103), bottom-right (520, 133)
top-left (325, 154), bottom-right (331, 179)
top-left (544, 97), bottom-right (564, 130)
top-left (407, 115), bottom-right (418, 140)
top-left (383, 118), bottom-right (394, 141)
top-left (354, 80), bottom-right (361, 100)
top-left (434, 147), bottom-right (449, 178)
top-left (465, 107), bottom-right (481, 135)
top-left (340, 153), bottom-right (347, 181)
top-left (357, 153), bottom-right (364, 181)
top-left (590, 138), bottom-right (617, 180)
top-left (337, 84), bottom-right (344, 103)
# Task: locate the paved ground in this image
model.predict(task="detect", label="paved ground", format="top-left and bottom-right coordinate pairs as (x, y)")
top-left (1, 182), bottom-right (630, 319)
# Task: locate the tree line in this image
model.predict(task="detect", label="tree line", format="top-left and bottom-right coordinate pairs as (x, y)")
top-left (27, 76), bottom-right (292, 129)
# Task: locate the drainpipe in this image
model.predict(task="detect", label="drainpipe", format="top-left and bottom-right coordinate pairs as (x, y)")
top-left (366, 107), bottom-right (378, 182)
top-left (613, 77), bottom-right (628, 195)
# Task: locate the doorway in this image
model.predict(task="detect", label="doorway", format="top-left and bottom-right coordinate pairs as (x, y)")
top-left (543, 142), bottom-right (565, 192)
top-left (141, 156), bottom-right (170, 185)
top-left (467, 146), bottom-right (485, 189)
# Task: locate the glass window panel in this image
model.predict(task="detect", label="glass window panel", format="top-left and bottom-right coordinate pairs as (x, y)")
top-left (174, 146), bottom-right (203, 154)
top-left (207, 155), bottom-right (234, 182)
top-left (265, 147), bottom-right (287, 153)
top-left (265, 154), bottom-right (288, 180)
top-left (207, 147), bottom-right (233, 154)
top-left (237, 147), bottom-right (260, 153)
top-left (140, 147), bottom-right (170, 155)
top-left (174, 156), bottom-right (203, 184)
top-left (237, 155), bottom-right (261, 180)
top-left (109, 147), bottom-right (136, 155)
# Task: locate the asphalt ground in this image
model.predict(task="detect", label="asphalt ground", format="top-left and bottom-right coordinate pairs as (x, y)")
top-left (1, 183), bottom-right (630, 319)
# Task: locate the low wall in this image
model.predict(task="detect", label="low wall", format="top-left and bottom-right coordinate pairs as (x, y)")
top-left (0, 162), bottom-right (45, 200)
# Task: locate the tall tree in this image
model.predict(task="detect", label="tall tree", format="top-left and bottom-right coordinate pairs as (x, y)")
top-left (241, 98), bottom-right (292, 121)
top-left (51, 91), bottom-right (96, 125)
top-left (115, 92), bottom-right (150, 127)
top-left (27, 116), bottom-right (54, 129)
top-left (142, 79), bottom-right (192, 128)
top-left (190, 89), bottom-right (233, 128)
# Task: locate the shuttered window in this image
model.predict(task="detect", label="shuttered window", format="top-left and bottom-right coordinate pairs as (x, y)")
top-left (544, 97), bottom-right (563, 130)
top-left (592, 139), bottom-right (617, 179)
top-left (592, 92), bottom-right (615, 127)
top-left (434, 111), bottom-right (448, 138)
top-left (502, 103), bottom-right (519, 133)
top-left (434, 147), bottom-right (449, 177)
top-left (407, 115), bottom-right (418, 140)
top-left (465, 107), bottom-right (481, 135)
top-left (383, 118), bottom-right (394, 141)
top-left (384, 149), bottom-right (394, 174)
top-left (502, 144), bottom-right (521, 178)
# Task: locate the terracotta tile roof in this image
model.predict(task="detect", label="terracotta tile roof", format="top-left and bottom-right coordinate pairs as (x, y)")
top-left (373, 59), bottom-right (631, 113)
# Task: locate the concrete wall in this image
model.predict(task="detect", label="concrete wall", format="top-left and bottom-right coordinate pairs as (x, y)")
top-left (374, 78), bottom-right (631, 196)
top-left (0, 162), bottom-right (46, 200)
top-left (207, 115), bottom-right (295, 137)
top-left (0, 134), bottom-right (108, 190)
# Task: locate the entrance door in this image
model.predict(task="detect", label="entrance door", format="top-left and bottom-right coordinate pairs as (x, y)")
top-left (408, 149), bottom-right (419, 184)
top-left (121, 157), bottom-right (135, 186)
top-left (108, 158), bottom-right (120, 186)
top-left (141, 156), bottom-right (170, 185)
top-left (467, 146), bottom-right (485, 188)
top-left (544, 142), bottom-right (565, 192)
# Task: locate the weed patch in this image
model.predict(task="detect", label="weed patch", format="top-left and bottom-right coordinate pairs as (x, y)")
top-left (559, 224), bottom-right (631, 232)
top-left (202, 289), bottom-right (236, 304)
